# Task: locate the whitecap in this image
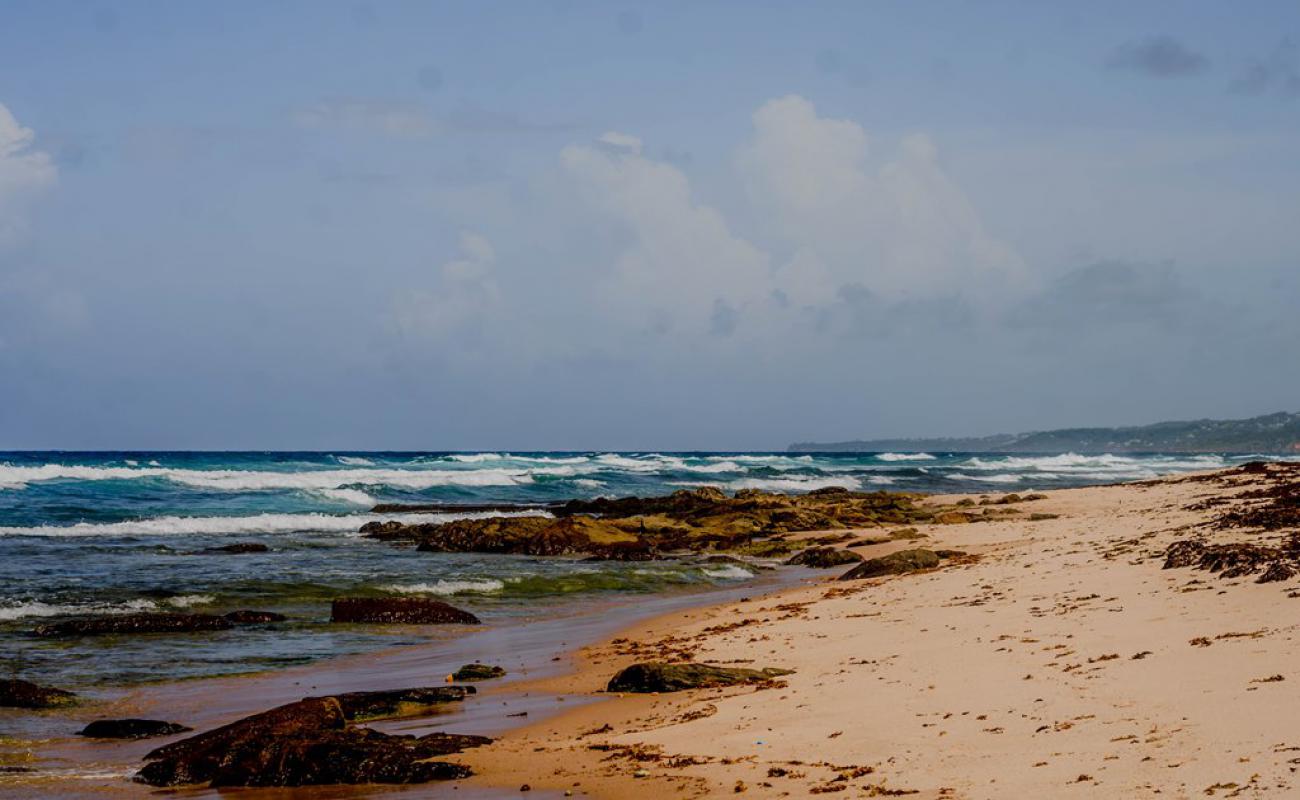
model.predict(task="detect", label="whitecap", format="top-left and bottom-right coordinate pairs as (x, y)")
top-left (381, 579), bottom-right (505, 595)
top-left (876, 452), bottom-right (937, 461)
top-left (702, 565), bottom-right (754, 580)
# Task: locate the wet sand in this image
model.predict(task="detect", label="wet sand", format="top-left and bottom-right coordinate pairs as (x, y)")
top-left (459, 467), bottom-right (1300, 798)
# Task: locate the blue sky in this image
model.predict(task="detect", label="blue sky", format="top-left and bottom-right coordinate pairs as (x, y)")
top-left (1, 1), bottom-right (1298, 449)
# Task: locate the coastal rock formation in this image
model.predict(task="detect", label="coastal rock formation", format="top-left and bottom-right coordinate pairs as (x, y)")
top-left (33, 611), bottom-right (285, 637)
top-left (330, 598), bottom-right (481, 625)
top-left (136, 696), bottom-right (489, 788)
top-left (607, 662), bottom-right (794, 693)
top-left (785, 546), bottom-right (863, 568)
top-left (0, 678), bottom-right (77, 709)
top-left (453, 663), bottom-right (506, 681)
top-left (326, 686), bottom-right (474, 721)
top-left (837, 548), bottom-right (966, 580)
top-left (363, 487), bottom-right (940, 558)
top-left (80, 719), bottom-right (191, 739)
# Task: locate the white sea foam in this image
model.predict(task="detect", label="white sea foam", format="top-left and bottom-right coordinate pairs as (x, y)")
top-left (877, 452), bottom-right (937, 461)
top-left (382, 579), bottom-right (506, 595)
top-left (949, 473), bottom-right (1023, 484)
top-left (573, 479), bottom-right (605, 489)
top-left (0, 594), bottom-right (214, 621)
top-left (673, 475), bottom-right (861, 493)
top-left (310, 487), bottom-right (376, 506)
top-left (0, 510), bottom-right (547, 538)
top-left (702, 565), bottom-right (754, 579)
top-left (333, 455), bottom-right (375, 466)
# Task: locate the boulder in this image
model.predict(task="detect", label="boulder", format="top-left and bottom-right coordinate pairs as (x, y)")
top-left (330, 598), bottom-right (480, 625)
top-left (80, 719), bottom-right (191, 739)
top-left (34, 613), bottom-right (234, 637)
top-left (136, 696), bottom-right (489, 788)
top-left (326, 687), bottom-right (474, 721)
top-left (606, 662), bottom-right (793, 693)
top-left (839, 548), bottom-right (945, 580)
top-left (200, 543), bottom-right (269, 554)
top-left (222, 610), bottom-right (287, 624)
top-left (0, 678), bottom-right (76, 709)
top-left (452, 663), bottom-right (506, 682)
top-left (785, 546), bottom-right (863, 568)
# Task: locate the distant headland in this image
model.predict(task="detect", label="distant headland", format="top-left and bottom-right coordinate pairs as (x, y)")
top-left (790, 411), bottom-right (1300, 454)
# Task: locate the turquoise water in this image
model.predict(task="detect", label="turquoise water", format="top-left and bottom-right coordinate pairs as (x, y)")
top-left (0, 450), bottom-right (1259, 688)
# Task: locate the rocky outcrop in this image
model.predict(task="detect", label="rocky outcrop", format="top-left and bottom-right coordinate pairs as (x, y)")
top-left (363, 487), bottom-right (941, 558)
top-left (330, 598), bottom-right (480, 625)
top-left (0, 678), bottom-right (76, 709)
top-left (325, 686), bottom-right (474, 721)
top-left (136, 696), bottom-right (489, 788)
top-left (785, 546), bottom-right (863, 568)
top-left (452, 663), bottom-right (506, 682)
top-left (80, 719), bottom-right (191, 739)
top-left (606, 662), bottom-right (793, 693)
top-left (838, 548), bottom-right (966, 580)
top-left (34, 611), bottom-right (285, 637)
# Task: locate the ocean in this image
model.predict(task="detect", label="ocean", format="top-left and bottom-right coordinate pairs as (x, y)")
top-left (0, 450), bottom-right (1260, 689)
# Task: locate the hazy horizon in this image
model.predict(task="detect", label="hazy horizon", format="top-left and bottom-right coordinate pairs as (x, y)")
top-left (3, 2), bottom-right (1299, 450)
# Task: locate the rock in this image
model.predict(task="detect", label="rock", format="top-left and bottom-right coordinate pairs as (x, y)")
top-left (785, 547), bottom-right (863, 568)
top-left (933, 511), bottom-right (971, 524)
top-left (34, 613), bottom-right (234, 637)
top-left (200, 543), bottom-right (269, 554)
top-left (80, 719), bottom-right (191, 739)
top-left (583, 539), bottom-right (661, 561)
top-left (330, 598), bottom-right (480, 625)
top-left (606, 663), bottom-right (793, 693)
top-left (453, 663), bottom-right (506, 682)
top-left (839, 548), bottom-right (944, 580)
top-left (0, 678), bottom-right (76, 709)
top-left (326, 687), bottom-right (474, 721)
top-left (222, 610), bottom-right (287, 624)
top-left (136, 696), bottom-right (490, 788)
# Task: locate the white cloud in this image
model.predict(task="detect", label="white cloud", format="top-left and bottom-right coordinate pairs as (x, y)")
top-left (394, 231), bottom-right (500, 340)
top-left (736, 95), bottom-right (1028, 304)
top-left (0, 102), bottom-right (57, 244)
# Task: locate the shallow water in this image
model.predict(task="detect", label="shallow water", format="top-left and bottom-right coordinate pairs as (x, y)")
top-left (0, 449), bottom-right (1272, 686)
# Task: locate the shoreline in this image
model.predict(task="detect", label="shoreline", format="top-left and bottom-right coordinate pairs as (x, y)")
top-left (458, 465), bottom-right (1300, 798)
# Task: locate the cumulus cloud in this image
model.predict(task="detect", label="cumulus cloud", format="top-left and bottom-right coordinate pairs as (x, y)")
top-left (735, 95), bottom-right (1028, 305)
top-left (393, 231), bottom-right (500, 341)
top-left (0, 102), bottom-right (57, 244)
top-left (1012, 260), bottom-right (1203, 328)
top-left (1108, 36), bottom-right (1209, 78)
top-left (1231, 38), bottom-right (1300, 97)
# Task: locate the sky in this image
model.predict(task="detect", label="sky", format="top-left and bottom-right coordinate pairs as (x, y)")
top-left (1, 0), bottom-right (1298, 450)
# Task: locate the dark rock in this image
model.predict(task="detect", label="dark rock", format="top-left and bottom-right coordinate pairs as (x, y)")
top-left (838, 548), bottom-right (944, 580)
top-left (200, 543), bottom-right (269, 554)
top-left (136, 696), bottom-right (489, 788)
top-left (453, 663), bottom-right (506, 682)
top-left (80, 719), bottom-right (191, 739)
top-left (401, 516), bottom-right (594, 556)
top-left (583, 539), bottom-right (660, 561)
top-left (606, 662), bottom-right (793, 693)
top-left (0, 678), bottom-right (76, 709)
top-left (330, 598), bottom-right (480, 625)
top-left (223, 610), bottom-right (287, 624)
top-left (34, 613), bottom-right (234, 638)
top-left (326, 687), bottom-right (474, 721)
top-left (785, 546), bottom-right (863, 568)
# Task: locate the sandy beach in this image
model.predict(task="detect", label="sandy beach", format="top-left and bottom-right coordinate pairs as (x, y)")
top-left (460, 464), bottom-right (1300, 798)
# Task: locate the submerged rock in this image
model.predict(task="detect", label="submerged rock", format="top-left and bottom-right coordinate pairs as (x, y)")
top-left (136, 696), bottom-right (489, 788)
top-left (452, 663), bottom-right (506, 682)
top-left (838, 548), bottom-right (951, 580)
top-left (33, 611), bottom-right (285, 637)
top-left (0, 678), bottom-right (76, 709)
top-left (330, 598), bottom-right (480, 625)
top-left (326, 686), bottom-right (474, 721)
top-left (606, 662), bottom-right (793, 693)
top-left (785, 546), bottom-right (863, 568)
top-left (80, 719), bottom-right (192, 739)
top-left (199, 543), bottom-right (269, 554)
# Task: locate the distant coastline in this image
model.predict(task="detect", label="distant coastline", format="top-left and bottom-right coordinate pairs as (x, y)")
top-left (791, 411), bottom-right (1300, 454)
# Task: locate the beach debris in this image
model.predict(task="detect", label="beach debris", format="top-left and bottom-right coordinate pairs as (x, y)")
top-left (453, 663), bottom-right (506, 681)
top-left (606, 662), bottom-right (794, 693)
top-left (1162, 537), bottom-right (1300, 582)
top-left (135, 695), bottom-right (489, 787)
top-left (33, 611), bottom-right (284, 637)
top-left (785, 547), bottom-right (863, 568)
top-left (79, 719), bottom-right (192, 739)
top-left (330, 598), bottom-right (481, 625)
top-left (0, 678), bottom-right (77, 709)
top-left (838, 549), bottom-right (966, 581)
